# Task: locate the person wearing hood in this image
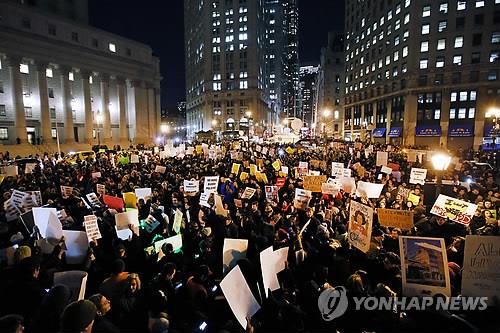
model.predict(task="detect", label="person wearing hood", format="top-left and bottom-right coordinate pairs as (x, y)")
top-left (34, 285), bottom-right (71, 333)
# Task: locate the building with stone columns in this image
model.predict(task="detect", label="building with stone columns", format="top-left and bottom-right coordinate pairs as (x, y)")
top-left (0, 0), bottom-right (161, 145)
top-left (344, 0), bottom-right (500, 149)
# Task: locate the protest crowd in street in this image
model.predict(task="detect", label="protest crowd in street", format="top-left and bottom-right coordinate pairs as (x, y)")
top-left (0, 139), bottom-right (498, 333)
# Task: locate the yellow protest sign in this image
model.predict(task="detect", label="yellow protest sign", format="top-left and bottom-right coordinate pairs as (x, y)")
top-left (272, 160), bottom-right (281, 171)
top-left (250, 164), bottom-right (257, 176)
top-left (377, 208), bottom-right (414, 229)
top-left (302, 175), bottom-right (327, 192)
top-left (195, 145), bottom-right (203, 154)
top-left (231, 163), bottom-right (241, 175)
top-left (0, 175), bottom-right (4, 184)
top-left (256, 171), bottom-right (268, 184)
top-left (408, 193), bottom-right (420, 206)
top-left (240, 172), bottom-right (249, 181)
top-left (285, 147), bottom-right (295, 154)
top-left (123, 192), bottom-right (138, 209)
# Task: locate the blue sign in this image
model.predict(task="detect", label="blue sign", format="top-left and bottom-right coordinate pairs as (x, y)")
top-left (416, 125), bottom-right (441, 137)
top-left (483, 124), bottom-right (498, 137)
top-left (448, 124), bottom-right (474, 137)
top-left (388, 127), bottom-right (402, 137)
top-left (372, 128), bottom-right (386, 137)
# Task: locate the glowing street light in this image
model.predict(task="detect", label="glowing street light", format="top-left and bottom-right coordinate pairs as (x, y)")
top-left (322, 109), bottom-right (332, 118)
top-left (432, 152), bottom-right (451, 198)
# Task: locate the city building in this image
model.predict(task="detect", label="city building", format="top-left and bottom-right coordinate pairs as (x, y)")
top-left (344, 0), bottom-right (500, 149)
top-left (315, 32), bottom-right (345, 138)
top-left (0, 0), bottom-right (161, 146)
top-left (297, 65), bottom-right (319, 129)
top-left (184, 0), bottom-right (299, 138)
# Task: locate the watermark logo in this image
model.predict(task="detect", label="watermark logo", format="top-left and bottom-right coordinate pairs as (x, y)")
top-left (317, 286), bottom-right (348, 321)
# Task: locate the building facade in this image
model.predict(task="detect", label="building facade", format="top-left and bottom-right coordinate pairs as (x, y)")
top-left (344, 0), bottom-right (500, 149)
top-left (298, 65), bottom-right (319, 129)
top-left (315, 32), bottom-right (345, 138)
top-left (0, 0), bottom-right (161, 145)
top-left (184, 0), bottom-right (299, 138)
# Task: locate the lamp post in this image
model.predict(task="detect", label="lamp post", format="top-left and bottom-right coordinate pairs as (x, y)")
top-left (486, 107), bottom-right (500, 149)
top-left (322, 109), bottom-right (332, 139)
top-left (431, 152), bottom-right (451, 198)
top-left (96, 112), bottom-right (103, 145)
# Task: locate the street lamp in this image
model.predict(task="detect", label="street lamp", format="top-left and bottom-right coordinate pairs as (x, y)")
top-left (245, 111), bottom-right (252, 138)
top-left (96, 112), bottom-right (103, 145)
top-left (431, 152), bottom-right (451, 198)
top-left (160, 124), bottom-right (169, 145)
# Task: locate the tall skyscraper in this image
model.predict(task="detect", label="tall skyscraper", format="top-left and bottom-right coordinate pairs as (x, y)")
top-left (184, 0), bottom-right (299, 138)
top-left (344, 0), bottom-right (500, 149)
top-left (298, 65), bottom-right (319, 128)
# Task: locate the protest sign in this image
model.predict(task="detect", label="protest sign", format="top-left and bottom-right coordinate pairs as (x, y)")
top-left (183, 180), bottom-right (200, 193)
top-left (130, 154), bottom-right (139, 163)
top-left (398, 187), bottom-right (411, 199)
top-left (231, 163), bottom-right (241, 175)
top-left (408, 193), bottom-right (420, 206)
top-left (155, 165), bottom-right (167, 174)
top-left (91, 172), bottom-right (101, 179)
top-left (60, 186), bottom-right (74, 199)
top-left (381, 165), bottom-right (392, 174)
top-left (399, 236), bottom-right (451, 297)
top-left (260, 246), bottom-right (289, 297)
top-left (461, 235), bottom-right (500, 305)
top-left (143, 215), bottom-right (161, 233)
top-left (340, 177), bottom-right (357, 193)
top-left (85, 193), bottom-right (100, 207)
top-left (249, 164), bottom-right (257, 176)
top-left (430, 194), bottom-right (478, 225)
top-left (223, 238), bottom-right (249, 274)
top-left (83, 215), bottom-right (102, 241)
top-left (281, 166), bottom-right (289, 175)
top-left (2, 165), bottom-right (18, 177)
top-left (25, 163), bottom-right (37, 174)
top-left (204, 176), bottom-right (219, 194)
top-left (62, 230), bottom-right (89, 265)
top-left (321, 182), bottom-right (340, 196)
top-left (377, 208), bottom-right (414, 229)
top-left (45, 211), bottom-right (63, 244)
top-left (343, 168), bottom-right (352, 178)
top-left (33, 207), bottom-right (57, 238)
top-left (115, 210), bottom-right (139, 230)
top-left (214, 194), bottom-right (228, 217)
top-left (303, 175), bottom-right (327, 192)
top-left (355, 181), bottom-right (384, 198)
top-left (103, 194), bottom-right (124, 210)
top-left (154, 234), bottom-right (182, 253)
top-left (240, 172), bottom-right (249, 182)
top-left (264, 186), bottom-right (278, 202)
top-left (298, 161), bottom-right (308, 176)
top-left (275, 178), bottom-right (286, 188)
top-left (173, 209), bottom-right (183, 234)
top-left (348, 201), bottom-right (373, 253)
top-left (27, 190), bottom-right (42, 207)
top-left (122, 192), bottom-right (137, 209)
top-left (54, 271), bottom-right (88, 302)
top-left (241, 187), bottom-right (257, 200)
top-left (410, 168), bottom-right (427, 185)
top-left (376, 151), bottom-right (388, 166)
top-left (220, 265), bottom-right (261, 330)
top-left (135, 188), bottom-right (152, 201)
top-left (255, 171), bottom-right (268, 184)
top-left (272, 160), bottom-right (281, 171)
top-left (294, 188), bottom-right (312, 210)
top-left (199, 192), bottom-right (211, 208)
top-left (96, 184), bottom-right (105, 196)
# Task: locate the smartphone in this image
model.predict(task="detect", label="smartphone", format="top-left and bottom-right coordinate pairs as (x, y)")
top-left (175, 283), bottom-right (183, 290)
top-left (211, 285), bottom-right (218, 292)
top-left (195, 254), bottom-right (200, 259)
top-left (198, 321), bottom-right (208, 331)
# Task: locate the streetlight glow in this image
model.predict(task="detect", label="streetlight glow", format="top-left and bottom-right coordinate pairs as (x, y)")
top-left (486, 107), bottom-right (500, 118)
top-left (160, 124), bottom-right (169, 133)
top-left (431, 153), bottom-right (451, 171)
top-left (96, 113), bottom-right (103, 123)
top-left (323, 109), bottom-right (332, 117)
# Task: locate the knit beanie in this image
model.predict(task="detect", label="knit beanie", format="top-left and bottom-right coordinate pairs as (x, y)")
top-left (60, 300), bottom-right (97, 333)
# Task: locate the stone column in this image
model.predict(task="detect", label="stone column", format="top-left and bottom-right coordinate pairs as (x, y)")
top-left (80, 70), bottom-right (93, 144)
top-left (60, 66), bottom-right (75, 143)
top-left (99, 74), bottom-right (111, 142)
top-left (360, 104), bottom-right (366, 141)
top-left (403, 94), bottom-right (417, 146)
top-left (7, 55), bottom-right (27, 143)
top-left (371, 101), bottom-right (378, 143)
top-left (440, 89), bottom-right (451, 148)
top-left (116, 77), bottom-right (128, 143)
top-left (131, 80), bottom-right (147, 143)
top-left (385, 99), bottom-right (392, 144)
top-left (36, 62), bottom-right (52, 141)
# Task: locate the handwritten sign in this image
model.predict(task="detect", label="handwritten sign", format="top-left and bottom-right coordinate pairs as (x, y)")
top-left (303, 175), bottom-right (327, 192)
top-left (410, 168), bottom-right (427, 185)
top-left (83, 215), bottom-right (102, 241)
top-left (348, 201), bottom-right (373, 253)
top-left (377, 208), bottom-right (414, 229)
top-left (430, 194), bottom-right (477, 225)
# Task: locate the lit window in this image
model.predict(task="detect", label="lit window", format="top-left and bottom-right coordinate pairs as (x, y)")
top-left (213, 82), bottom-right (221, 91)
top-left (402, 46), bottom-right (408, 57)
top-left (89, 76), bottom-right (93, 84)
top-left (395, 19), bottom-right (401, 30)
top-left (453, 55), bottom-right (462, 65)
top-left (460, 91), bottom-right (468, 101)
top-left (20, 63), bottom-right (29, 74)
top-left (468, 108), bottom-right (475, 118)
top-left (225, 35), bottom-right (234, 42)
top-left (458, 108), bottom-right (466, 119)
top-left (394, 36), bottom-right (400, 45)
top-left (457, 1), bottom-right (466, 10)
top-left (470, 91), bottom-right (477, 100)
top-left (404, 13), bottom-right (410, 24)
top-left (437, 39), bottom-right (446, 50)
top-left (476, 1), bottom-right (484, 7)
top-left (421, 41), bottom-right (429, 52)
top-left (46, 68), bottom-right (53, 78)
top-left (438, 21), bottom-right (447, 32)
top-left (454, 36), bottom-right (464, 48)
top-left (450, 109), bottom-right (456, 119)
top-left (451, 92), bottom-right (457, 101)
top-left (239, 33), bottom-right (248, 40)
top-left (396, 3), bottom-right (401, 14)
top-left (270, 39), bottom-right (275, 44)
top-left (434, 110), bottom-right (441, 120)
top-left (439, 2), bottom-right (448, 13)
top-left (386, 55), bottom-right (391, 65)
top-left (422, 24), bottom-right (430, 34)
top-left (405, 0), bottom-right (411, 7)
top-left (490, 51), bottom-right (499, 62)
top-left (388, 10), bottom-right (393, 20)
top-left (0, 128), bottom-right (8, 140)
top-left (492, 32), bottom-right (500, 44)
top-left (420, 59), bottom-right (429, 69)
top-left (436, 57), bottom-right (445, 67)
top-left (239, 80), bottom-right (248, 89)
top-left (108, 43), bottom-right (116, 52)
top-left (393, 50), bottom-right (399, 61)
top-left (422, 5), bottom-right (431, 17)
top-left (68, 72), bottom-right (74, 81)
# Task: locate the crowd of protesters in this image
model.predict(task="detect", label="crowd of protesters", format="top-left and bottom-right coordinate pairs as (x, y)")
top-left (0, 139), bottom-right (498, 333)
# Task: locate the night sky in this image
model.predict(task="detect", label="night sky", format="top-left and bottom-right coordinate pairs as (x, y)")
top-left (89, 0), bottom-right (344, 110)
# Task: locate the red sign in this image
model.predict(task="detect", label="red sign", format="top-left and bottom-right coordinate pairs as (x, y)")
top-left (275, 178), bottom-right (286, 188)
top-left (103, 194), bottom-right (124, 210)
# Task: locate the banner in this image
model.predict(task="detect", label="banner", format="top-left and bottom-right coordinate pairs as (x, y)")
top-left (204, 176), bottom-right (219, 194)
top-left (410, 168), bottom-right (427, 185)
top-left (376, 151), bottom-right (388, 166)
top-left (294, 188), bottom-right (312, 210)
top-left (348, 201), bottom-right (373, 253)
top-left (399, 236), bottom-right (451, 297)
top-left (355, 181), bottom-right (384, 198)
top-left (183, 180), bottom-right (200, 193)
top-left (83, 215), bottom-right (102, 241)
top-left (430, 194), bottom-right (478, 225)
top-left (461, 235), bottom-right (500, 305)
top-left (303, 175), bottom-right (327, 192)
top-left (377, 208), bottom-right (414, 229)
